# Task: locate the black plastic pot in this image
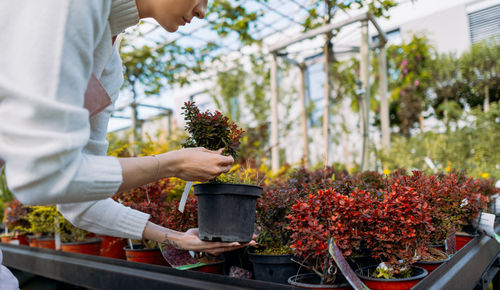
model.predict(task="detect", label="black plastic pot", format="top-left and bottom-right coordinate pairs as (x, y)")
top-left (194, 183), bottom-right (262, 242)
top-left (248, 252), bottom-right (299, 284)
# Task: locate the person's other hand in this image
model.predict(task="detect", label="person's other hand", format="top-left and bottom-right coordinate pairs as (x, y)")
top-left (177, 229), bottom-right (257, 256)
top-left (172, 147), bottom-right (234, 181)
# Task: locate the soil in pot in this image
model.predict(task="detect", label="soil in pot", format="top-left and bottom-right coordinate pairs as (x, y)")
top-left (355, 265), bottom-right (428, 290)
top-left (428, 243), bottom-right (445, 252)
top-left (456, 232), bottom-right (479, 250)
top-left (61, 238), bottom-right (102, 255)
top-left (248, 252), bottom-right (300, 284)
top-left (36, 237), bottom-right (56, 250)
top-left (288, 273), bottom-right (352, 290)
top-left (99, 236), bottom-right (126, 259)
top-left (124, 245), bottom-right (169, 266)
top-left (415, 247), bottom-right (450, 273)
top-left (194, 183), bottom-right (262, 242)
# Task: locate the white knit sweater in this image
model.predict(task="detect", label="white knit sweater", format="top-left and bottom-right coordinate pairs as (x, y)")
top-left (0, 0), bottom-right (150, 240)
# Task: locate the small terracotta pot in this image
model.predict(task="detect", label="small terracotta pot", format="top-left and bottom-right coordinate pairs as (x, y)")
top-left (1, 236), bottom-right (13, 244)
top-left (415, 253), bottom-right (450, 273)
top-left (29, 239), bottom-right (38, 247)
top-left (456, 233), bottom-right (478, 250)
top-left (124, 245), bottom-right (169, 266)
top-left (61, 238), bottom-right (102, 255)
top-left (288, 273), bottom-right (352, 289)
top-left (355, 265), bottom-right (428, 290)
top-left (37, 238), bottom-right (56, 250)
top-left (1, 234), bottom-right (28, 245)
top-left (99, 236), bottom-right (126, 259)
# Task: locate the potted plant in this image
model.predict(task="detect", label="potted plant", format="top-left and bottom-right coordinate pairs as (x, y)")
top-left (287, 187), bottom-right (358, 289)
top-left (1, 199), bottom-right (30, 245)
top-left (116, 179), bottom-right (170, 266)
top-left (248, 167), bottom-right (339, 284)
top-left (17, 205), bottom-right (60, 249)
top-left (354, 182), bottom-right (431, 290)
top-left (182, 101), bottom-right (262, 242)
top-left (59, 216), bottom-right (102, 255)
top-left (440, 172), bottom-right (488, 250)
top-left (397, 171), bottom-right (455, 269)
top-left (249, 185), bottom-right (301, 284)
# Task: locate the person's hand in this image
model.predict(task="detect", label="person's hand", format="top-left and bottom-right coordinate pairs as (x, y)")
top-left (171, 147), bottom-right (234, 182)
top-left (176, 229), bottom-right (257, 256)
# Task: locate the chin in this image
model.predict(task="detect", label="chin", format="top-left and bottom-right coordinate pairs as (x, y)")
top-left (164, 24), bottom-right (179, 33)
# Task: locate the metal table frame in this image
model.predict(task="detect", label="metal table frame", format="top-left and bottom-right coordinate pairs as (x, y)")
top-left (2, 225), bottom-right (500, 290)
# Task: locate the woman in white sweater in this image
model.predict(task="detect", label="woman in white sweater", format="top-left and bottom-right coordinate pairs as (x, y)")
top-left (0, 0), bottom-right (254, 288)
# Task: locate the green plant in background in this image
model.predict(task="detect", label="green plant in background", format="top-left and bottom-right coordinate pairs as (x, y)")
top-left (59, 215), bottom-right (90, 243)
top-left (386, 34), bottom-right (435, 137)
top-left (461, 38), bottom-right (500, 111)
top-left (377, 103), bottom-right (500, 180)
top-left (0, 166), bottom-right (14, 224)
top-left (16, 206), bottom-right (61, 238)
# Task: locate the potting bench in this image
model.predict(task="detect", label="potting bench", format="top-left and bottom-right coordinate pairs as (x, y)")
top-left (1, 224), bottom-right (500, 289)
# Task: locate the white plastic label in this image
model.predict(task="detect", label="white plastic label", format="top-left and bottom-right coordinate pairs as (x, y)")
top-left (178, 181), bottom-right (193, 213)
top-left (478, 212), bottom-right (500, 243)
top-left (460, 198), bottom-right (468, 208)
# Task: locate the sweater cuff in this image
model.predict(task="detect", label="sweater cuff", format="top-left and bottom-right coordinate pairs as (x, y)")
top-left (116, 207), bottom-right (150, 240)
top-left (109, 0), bottom-right (140, 36)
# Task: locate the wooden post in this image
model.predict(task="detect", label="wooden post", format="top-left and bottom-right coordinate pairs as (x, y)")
top-left (270, 53), bottom-right (280, 172)
top-left (378, 46), bottom-right (390, 150)
top-left (360, 20), bottom-right (370, 171)
top-left (323, 37), bottom-right (331, 167)
top-left (299, 64), bottom-right (309, 169)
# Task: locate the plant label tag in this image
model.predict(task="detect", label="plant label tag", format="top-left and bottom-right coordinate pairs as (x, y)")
top-left (445, 226), bottom-right (456, 254)
top-left (478, 212), bottom-right (500, 243)
top-left (328, 238), bottom-right (369, 290)
top-left (460, 198), bottom-right (468, 208)
top-left (492, 194), bottom-right (500, 215)
top-left (178, 181), bottom-right (193, 213)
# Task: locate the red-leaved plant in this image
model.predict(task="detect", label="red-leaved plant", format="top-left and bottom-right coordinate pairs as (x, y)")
top-left (181, 101), bottom-right (244, 159)
top-left (438, 172), bottom-right (488, 232)
top-left (163, 198), bottom-right (198, 232)
top-left (367, 182), bottom-right (434, 274)
top-left (287, 181), bottom-right (434, 280)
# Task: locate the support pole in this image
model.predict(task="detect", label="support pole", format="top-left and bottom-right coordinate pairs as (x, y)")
top-left (299, 64), bottom-right (309, 169)
top-left (270, 53), bottom-right (280, 172)
top-left (360, 20), bottom-right (370, 171)
top-left (323, 38), bottom-right (331, 167)
top-left (378, 46), bottom-right (390, 150)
